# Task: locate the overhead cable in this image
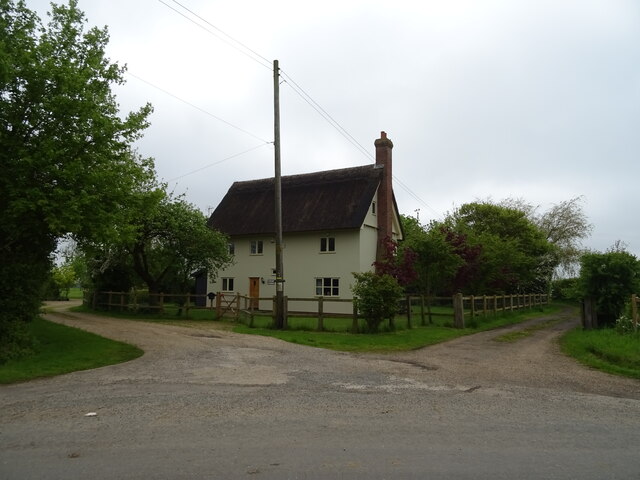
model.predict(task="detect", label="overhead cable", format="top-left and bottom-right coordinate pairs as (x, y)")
top-left (158, 0), bottom-right (439, 216)
top-left (158, 0), bottom-right (272, 70)
top-left (127, 71), bottom-right (271, 145)
top-left (166, 143), bottom-right (270, 182)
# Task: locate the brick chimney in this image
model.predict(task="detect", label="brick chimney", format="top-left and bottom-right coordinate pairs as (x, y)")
top-left (374, 131), bottom-right (394, 266)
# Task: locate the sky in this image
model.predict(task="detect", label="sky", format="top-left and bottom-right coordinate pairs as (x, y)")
top-left (28, 0), bottom-right (640, 258)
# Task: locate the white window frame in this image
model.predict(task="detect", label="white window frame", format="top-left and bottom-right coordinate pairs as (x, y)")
top-left (250, 240), bottom-right (263, 255)
top-left (320, 237), bottom-right (336, 253)
top-left (221, 278), bottom-right (235, 292)
top-left (315, 277), bottom-right (340, 297)
top-left (228, 242), bottom-right (235, 255)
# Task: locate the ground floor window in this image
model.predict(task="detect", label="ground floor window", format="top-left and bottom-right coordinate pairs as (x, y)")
top-left (221, 278), bottom-right (235, 292)
top-left (315, 277), bottom-right (339, 297)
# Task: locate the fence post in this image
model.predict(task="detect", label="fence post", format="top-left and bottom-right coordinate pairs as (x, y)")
top-left (352, 301), bottom-right (359, 333)
top-left (453, 293), bottom-right (465, 329)
top-left (215, 293), bottom-right (222, 319)
top-left (420, 295), bottom-right (426, 326)
top-left (317, 297), bottom-right (324, 332)
top-left (235, 293), bottom-right (240, 322)
top-left (482, 295), bottom-right (487, 316)
top-left (248, 296), bottom-right (255, 327)
top-left (283, 296), bottom-right (288, 329)
top-left (406, 295), bottom-right (412, 329)
top-left (583, 297), bottom-right (597, 330)
top-left (493, 295), bottom-right (498, 315)
top-left (470, 295), bottom-right (475, 319)
top-left (632, 294), bottom-right (638, 331)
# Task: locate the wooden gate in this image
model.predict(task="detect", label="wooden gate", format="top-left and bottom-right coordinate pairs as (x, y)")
top-left (216, 293), bottom-right (238, 318)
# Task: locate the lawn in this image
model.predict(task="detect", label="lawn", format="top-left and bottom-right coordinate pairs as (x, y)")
top-left (0, 317), bottom-right (143, 384)
top-left (71, 302), bottom-right (565, 353)
top-left (68, 287), bottom-right (84, 299)
top-left (233, 304), bottom-right (565, 352)
top-left (560, 327), bottom-right (640, 379)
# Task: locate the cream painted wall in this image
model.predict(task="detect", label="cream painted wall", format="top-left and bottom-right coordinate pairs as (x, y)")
top-left (208, 229), bottom-right (369, 314)
top-left (208, 194), bottom-right (402, 315)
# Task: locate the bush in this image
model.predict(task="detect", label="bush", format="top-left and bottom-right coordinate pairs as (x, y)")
top-left (615, 315), bottom-right (638, 336)
top-left (577, 249), bottom-right (640, 326)
top-left (0, 320), bottom-right (36, 364)
top-left (551, 277), bottom-right (579, 301)
top-left (351, 272), bottom-right (404, 333)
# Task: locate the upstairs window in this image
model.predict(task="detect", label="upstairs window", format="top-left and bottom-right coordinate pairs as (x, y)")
top-left (228, 242), bottom-right (235, 255)
top-left (320, 237), bottom-right (336, 253)
top-left (250, 240), bottom-right (263, 255)
top-left (315, 277), bottom-right (339, 297)
top-left (372, 201), bottom-right (376, 215)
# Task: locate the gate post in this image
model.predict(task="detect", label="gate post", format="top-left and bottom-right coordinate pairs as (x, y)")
top-left (583, 297), bottom-right (598, 330)
top-left (352, 301), bottom-right (359, 333)
top-left (453, 293), bottom-right (465, 329)
top-left (317, 297), bottom-right (324, 331)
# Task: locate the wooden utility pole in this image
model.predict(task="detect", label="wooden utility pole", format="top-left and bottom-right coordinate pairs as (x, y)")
top-left (273, 60), bottom-right (285, 329)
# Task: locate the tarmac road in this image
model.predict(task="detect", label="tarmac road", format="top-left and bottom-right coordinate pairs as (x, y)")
top-left (1, 302), bottom-right (639, 479)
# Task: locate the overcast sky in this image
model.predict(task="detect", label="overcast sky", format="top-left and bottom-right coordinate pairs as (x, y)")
top-left (28, 0), bottom-right (640, 258)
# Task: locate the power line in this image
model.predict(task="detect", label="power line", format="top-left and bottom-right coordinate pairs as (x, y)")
top-left (157, 0), bottom-right (272, 70)
top-left (279, 71), bottom-right (373, 161)
top-left (126, 71), bottom-right (271, 144)
top-left (157, 0), bottom-right (439, 217)
top-left (171, 0), bottom-right (272, 68)
top-left (166, 143), bottom-right (270, 182)
top-left (393, 175), bottom-right (441, 219)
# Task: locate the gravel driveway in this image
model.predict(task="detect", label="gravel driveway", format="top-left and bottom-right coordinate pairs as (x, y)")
top-left (1, 302), bottom-right (639, 479)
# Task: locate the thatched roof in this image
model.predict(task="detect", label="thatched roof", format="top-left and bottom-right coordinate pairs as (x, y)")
top-left (208, 165), bottom-right (383, 236)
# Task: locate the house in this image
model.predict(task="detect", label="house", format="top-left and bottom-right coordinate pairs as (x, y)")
top-left (206, 131), bottom-right (403, 314)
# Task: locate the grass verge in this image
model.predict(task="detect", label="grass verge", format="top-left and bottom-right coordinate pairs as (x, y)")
top-left (0, 317), bottom-right (143, 384)
top-left (494, 318), bottom-right (563, 343)
top-left (560, 327), bottom-right (640, 379)
top-left (233, 304), bottom-right (565, 353)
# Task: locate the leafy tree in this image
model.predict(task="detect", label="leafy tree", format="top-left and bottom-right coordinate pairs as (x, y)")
top-left (84, 193), bottom-right (232, 303)
top-left (400, 216), bottom-right (462, 296)
top-left (351, 272), bottom-right (404, 333)
top-left (373, 235), bottom-right (418, 287)
top-left (0, 0), bottom-right (153, 360)
top-left (128, 196), bottom-right (231, 299)
top-left (501, 196), bottom-right (592, 277)
top-left (577, 244), bottom-right (640, 325)
top-left (536, 196), bottom-right (592, 277)
top-left (443, 202), bottom-right (555, 294)
top-left (51, 262), bottom-right (76, 299)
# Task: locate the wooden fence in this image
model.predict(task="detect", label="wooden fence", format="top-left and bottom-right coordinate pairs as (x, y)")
top-left (88, 290), bottom-right (549, 331)
top-left (217, 291), bottom-right (549, 331)
top-left (89, 290), bottom-right (214, 316)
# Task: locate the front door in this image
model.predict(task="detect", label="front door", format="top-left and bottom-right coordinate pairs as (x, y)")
top-left (249, 277), bottom-right (260, 310)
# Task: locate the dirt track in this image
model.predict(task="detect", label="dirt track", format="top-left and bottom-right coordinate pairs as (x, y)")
top-left (1, 302), bottom-right (639, 480)
top-left (38, 302), bottom-right (640, 399)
